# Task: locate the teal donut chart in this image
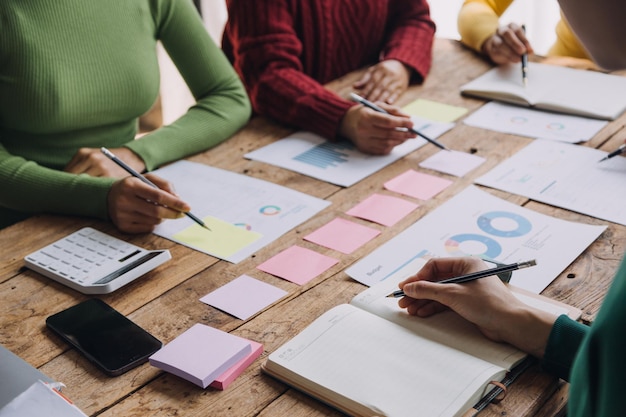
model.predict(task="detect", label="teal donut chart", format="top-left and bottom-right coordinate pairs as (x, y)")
top-left (477, 211), bottom-right (532, 238)
top-left (445, 233), bottom-right (502, 259)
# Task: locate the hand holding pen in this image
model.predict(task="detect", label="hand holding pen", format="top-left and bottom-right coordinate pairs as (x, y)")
top-left (396, 256), bottom-right (556, 360)
top-left (101, 148), bottom-right (210, 233)
top-left (388, 259), bottom-right (536, 298)
top-left (349, 93), bottom-right (449, 151)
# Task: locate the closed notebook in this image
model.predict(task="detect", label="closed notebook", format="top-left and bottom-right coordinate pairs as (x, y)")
top-left (149, 323), bottom-right (251, 389)
top-left (460, 62), bottom-right (626, 120)
top-left (263, 259), bottom-right (581, 417)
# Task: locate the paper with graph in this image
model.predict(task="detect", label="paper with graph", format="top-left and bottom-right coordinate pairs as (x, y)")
top-left (244, 120), bottom-right (452, 187)
top-left (476, 140), bottom-right (626, 225)
top-left (151, 161), bottom-right (330, 263)
top-left (345, 186), bottom-right (605, 293)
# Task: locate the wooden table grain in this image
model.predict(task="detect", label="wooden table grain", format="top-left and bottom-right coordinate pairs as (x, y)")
top-left (1, 38), bottom-right (624, 417)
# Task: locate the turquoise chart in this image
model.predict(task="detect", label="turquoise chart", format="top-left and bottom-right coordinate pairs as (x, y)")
top-left (445, 211), bottom-right (532, 258)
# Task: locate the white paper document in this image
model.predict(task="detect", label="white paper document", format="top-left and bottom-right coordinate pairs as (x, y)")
top-left (245, 119), bottom-right (453, 187)
top-left (151, 161), bottom-right (330, 263)
top-left (463, 102), bottom-right (607, 143)
top-left (419, 150), bottom-right (486, 177)
top-left (345, 186), bottom-right (605, 293)
top-left (476, 140), bottom-right (626, 226)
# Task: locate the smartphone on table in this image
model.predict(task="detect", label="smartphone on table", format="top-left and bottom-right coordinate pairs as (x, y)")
top-left (46, 298), bottom-right (162, 376)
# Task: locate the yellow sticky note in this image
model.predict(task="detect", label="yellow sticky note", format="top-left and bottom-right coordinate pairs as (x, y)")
top-left (402, 99), bottom-right (468, 123)
top-left (173, 216), bottom-right (262, 259)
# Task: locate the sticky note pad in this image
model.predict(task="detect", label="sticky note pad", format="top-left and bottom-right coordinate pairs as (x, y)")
top-left (257, 245), bottom-right (339, 285)
top-left (304, 218), bottom-right (380, 254)
top-left (210, 340), bottom-right (263, 390)
top-left (419, 150), bottom-right (486, 177)
top-left (200, 275), bottom-right (288, 320)
top-left (346, 193), bottom-right (418, 226)
top-left (149, 324), bottom-right (251, 389)
top-left (384, 169), bottom-right (452, 200)
top-left (173, 215), bottom-right (262, 259)
top-left (402, 99), bottom-right (468, 123)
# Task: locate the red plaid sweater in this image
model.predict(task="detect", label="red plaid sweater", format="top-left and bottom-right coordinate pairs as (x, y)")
top-left (223, 0), bottom-right (435, 139)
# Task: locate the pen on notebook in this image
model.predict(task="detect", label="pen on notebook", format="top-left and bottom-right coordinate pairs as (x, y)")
top-left (521, 25), bottom-right (529, 87)
top-left (386, 259), bottom-right (537, 298)
top-left (598, 143), bottom-right (626, 162)
top-left (349, 92), bottom-right (449, 151)
top-left (100, 147), bottom-right (210, 230)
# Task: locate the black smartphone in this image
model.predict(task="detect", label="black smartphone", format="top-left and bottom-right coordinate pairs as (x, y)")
top-left (46, 298), bottom-right (162, 376)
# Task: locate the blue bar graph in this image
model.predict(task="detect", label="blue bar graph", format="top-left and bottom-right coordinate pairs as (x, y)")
top-left (293, 141), bottom-right (354, 169)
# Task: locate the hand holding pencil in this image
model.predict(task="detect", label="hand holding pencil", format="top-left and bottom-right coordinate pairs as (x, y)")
top-left (396, 257), bottom-right (556, 358)
top-left (101, 148), bottom-right (208, 234)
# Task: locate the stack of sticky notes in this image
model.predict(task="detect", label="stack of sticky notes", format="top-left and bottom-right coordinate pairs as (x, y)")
top-left (149, 323), bottom-right (263, 390)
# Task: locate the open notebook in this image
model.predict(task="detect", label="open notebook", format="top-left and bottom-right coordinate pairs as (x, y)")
top-left (263, 259), bottom-right (581, 417)
top-left (460, 62), bottom-right (626, 120)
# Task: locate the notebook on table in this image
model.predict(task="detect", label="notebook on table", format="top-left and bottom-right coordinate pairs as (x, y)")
top-left (262, 260), bottom-right (581, 417)
top-left (460, 62), bottom-right (626, 120)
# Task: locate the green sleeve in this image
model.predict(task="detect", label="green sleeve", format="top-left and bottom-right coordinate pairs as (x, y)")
top-left (0, 142), bottom-right (115, 220)
top-left (541, 314), bottom-right (588, 381)
top-left (126, 0), bottom-right (251, 171)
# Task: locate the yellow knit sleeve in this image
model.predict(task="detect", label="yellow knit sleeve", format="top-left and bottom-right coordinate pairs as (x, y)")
top-left (457, 0), bottom-right (515, 52)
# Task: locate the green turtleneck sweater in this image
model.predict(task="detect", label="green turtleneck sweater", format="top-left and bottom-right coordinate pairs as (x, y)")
top-left (542, 256), bottom-right (626, 416)
top-left (0, 0), bottom-right (251, 227)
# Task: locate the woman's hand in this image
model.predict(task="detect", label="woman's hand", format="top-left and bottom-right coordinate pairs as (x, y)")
top-left (353, 59), bottom-right (412, 104)
top-left (339, 102), bottom-right (415, 155)
top-left (482, 23), bottom-right (533, 65)
top-left (107, 174), bottom-right (190, 234)
top-left (64, 147), bottom-right (146, 178)
top-left (398, 257), bottom-right (557, 358)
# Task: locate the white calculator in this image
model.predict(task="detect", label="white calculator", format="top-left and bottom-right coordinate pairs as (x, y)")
top-left (24, 227), bottom-right (171, 294)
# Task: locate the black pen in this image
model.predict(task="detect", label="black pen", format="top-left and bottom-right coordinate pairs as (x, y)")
top-left (521, 25), bottom-right (529, 87)
top-left (598, 143), bottom-right (626, 162)
top-left (349, 93), bottom-right (449, 151)
top-left (101, 147), bottom-right (210, 230)
top-left (386, 259), bottom-right (536, 298)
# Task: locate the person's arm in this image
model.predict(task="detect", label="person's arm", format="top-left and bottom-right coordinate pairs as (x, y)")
top-left (0, 143), bottom-right (193, 233)
top-left (353, 0), bottom-right (435, 103)
top-left (223, 0), bottom-right (353, 141)
top-left (224, 0), bottom-right (417, 154)
top-left (124, 0), bottom-right (251, 172)
top-left (0, 142), bottom-right (115, 220)
top-left (458, 0), bottom-right (511, 53)
top-left (457, 0), bottom-right (532, 64)
top-left (398, 257), bottom-right (559, 359)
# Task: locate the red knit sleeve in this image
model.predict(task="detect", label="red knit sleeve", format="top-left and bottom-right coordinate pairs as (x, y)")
top-left (223, 0), bottom-right (354, 140)
top-left (383, 0), bottom-right (436, 83)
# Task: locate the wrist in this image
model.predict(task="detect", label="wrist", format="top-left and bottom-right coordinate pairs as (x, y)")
top-left (115, 147), bottom-right (146, 173)
top-left (338, 105), bottom-right (360, 142)
top-left (500, 305), bottom-right (558, 359)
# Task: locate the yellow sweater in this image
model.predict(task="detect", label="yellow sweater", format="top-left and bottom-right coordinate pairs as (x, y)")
top-left (457, 0), bottom-right (590, 59)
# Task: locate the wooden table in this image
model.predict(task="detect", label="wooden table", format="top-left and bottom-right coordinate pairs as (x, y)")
top-left (1, 38), bottom-right (625, 417)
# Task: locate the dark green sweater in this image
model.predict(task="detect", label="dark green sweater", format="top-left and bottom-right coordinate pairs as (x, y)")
top-left (542, 257), bottom-right (626, 416)
top-left (0, 0), bottom-right (250, 226)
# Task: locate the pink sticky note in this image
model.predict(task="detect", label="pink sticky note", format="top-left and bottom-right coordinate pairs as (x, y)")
top-left (346, 193), bottom-right (419, 226)
top-left (200, 275), bottom-right (288, 320)
top-left (257, 245), bottom-right (338, 285)
top-left (384, 169), bottom-right (452, 200)
top-left (210, 340), bottom-right (263, 390)
top-left (149, 324), bottom-right (251, 389)
top-left (304, 218), bottom-right (380, 254)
